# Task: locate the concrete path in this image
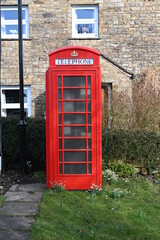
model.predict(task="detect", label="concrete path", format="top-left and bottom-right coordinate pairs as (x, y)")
top-left (0, 183), bottom-right (45, 240)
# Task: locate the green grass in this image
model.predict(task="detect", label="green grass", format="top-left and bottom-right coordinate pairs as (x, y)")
top-left (0, 195), bottom-right (5, 205)
top-left (30, 177), bottom-right (160, 240)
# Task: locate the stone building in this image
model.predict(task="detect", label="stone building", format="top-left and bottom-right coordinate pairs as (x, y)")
top-left (1, 0), bottom-right (160, 118)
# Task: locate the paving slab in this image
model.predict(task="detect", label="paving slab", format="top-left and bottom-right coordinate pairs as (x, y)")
top-left (0, 216), bottom-right (35, 231)
top-left (0, 183), bottom-right (45, 239)
top-left (0, 202), bottom-right (39, 216)
top-left (18, 183), bottom-right (45, 192)
top-left (9, 184), bottom-right (19, 192)
top-left (0, 230), bottom-right (29, 240)
top-left (5, 191), bottom-right (43, 202)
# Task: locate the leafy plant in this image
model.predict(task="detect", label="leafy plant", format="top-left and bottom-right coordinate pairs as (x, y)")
top-left (107, 161), bottom-right (136, 177)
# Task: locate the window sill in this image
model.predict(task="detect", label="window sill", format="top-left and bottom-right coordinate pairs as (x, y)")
top-left (68, 37), bottom-right (101, 40)
top-left (1, 38), bottom-right (32, 41)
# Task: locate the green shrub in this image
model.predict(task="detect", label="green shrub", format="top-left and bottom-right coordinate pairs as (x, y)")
top-left (26, 117), bottom-right (46, 171)
top-left (102, 128), bottom-right (160, 171)
top-left (2, 117), bottom-right (160, 173)
top-left (107, 161), bottom-right (136, 177)
top-left (1, 116), bottom-right (19, 170)
top-left (2, 116), bottom-right (46, 172)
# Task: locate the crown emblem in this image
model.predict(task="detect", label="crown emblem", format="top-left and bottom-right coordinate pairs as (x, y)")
top-left (70, 50), bottom-right (78, 57)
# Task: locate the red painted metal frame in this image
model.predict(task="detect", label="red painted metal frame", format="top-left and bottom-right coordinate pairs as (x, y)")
top-left (46, 46), bottom-right (102, 190)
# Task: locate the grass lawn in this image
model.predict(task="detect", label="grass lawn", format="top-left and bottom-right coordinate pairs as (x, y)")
top-left (30, 177), bottom-right (160, 240)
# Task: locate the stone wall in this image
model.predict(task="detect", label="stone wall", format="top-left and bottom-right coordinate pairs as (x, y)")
top-left (1, 0), bottom-right (160, 116)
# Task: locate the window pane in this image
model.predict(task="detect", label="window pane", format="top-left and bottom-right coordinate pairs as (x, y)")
top-left (63, 102), bottom-right (86, 112)
top-left (88, 139), bottom-right (91, 149)
top-left (59, 152), bottom-right (62, 162)
top-left (58, 90), bottom-right (62, 99)
top-left (59, 140), bottom-right (62, 149)
top-left (59, 127), bottom-right (62, 137)
top-left (58, 102), bottom-right (62, 112)
top-left (64, 152), bottom-right (86, 162)
top-left (5, 25), bottom-right (18, 35)
top-left (76, 9), bottom-right (95, 19)
top-left (2, 10), bottom-right (18, 20)
top-left (4, 25), bottom-right (26, 36)
top-left (87, 89), bottom-right (91, 99)
top-left (2, 9), bottom-right (25, 20)
top-left (88, 102), bottom-right (91, 112)
top-left (64, 139), bottom-right (86, 149)
top-left (77, 24), bottom-right (95, 34)
top-left (88, 127), bottom-right (91, 136)
top-left (64, 126), bottom-right (86, 136)
top-left (64, 114), bottom-right (86, 124)
top-left (64, 164), bottom-right (87, 174)
top-left (87, 76), bottom-right (91, 86)
top-left (22, 10), bottom-right (26, 19)
top-left (59, 114), bottom-right (62, 124)
top-left (59, 164), bottom-right (62, 174)
top-left (58, 76), bottom-right (62, 87)
top-left (24, 89), bottom-right (28, 103)
top-left (88, 114), bottom-right (91, 124)
top-left (63, 76), bottom-right (86, 87)
top-left (89, 164), bottom-right (92, 174)
top-left (2, 90), bottom-right (19, 103)
top-left (22, 25), bottom-right (26, 34)
top-left (63, 89), bottom-right (86, 99)
top-left (88, 151), bottom-right (92, 162)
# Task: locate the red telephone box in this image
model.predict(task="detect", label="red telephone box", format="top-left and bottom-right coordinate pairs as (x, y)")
top-left (46, 46), bottom-right (102, 190)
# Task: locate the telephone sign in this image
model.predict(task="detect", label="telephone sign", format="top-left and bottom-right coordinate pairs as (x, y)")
top-left (46, 46), bottom-right (102, 190)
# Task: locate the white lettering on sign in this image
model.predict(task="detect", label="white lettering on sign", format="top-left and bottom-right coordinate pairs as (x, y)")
top-left (55, 58), bottom-right (94, 65)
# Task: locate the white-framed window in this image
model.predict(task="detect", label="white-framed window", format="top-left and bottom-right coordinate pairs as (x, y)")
top-left (1, 6), bottom-right (29, 39)
top-left (72, 5), bottom-right (98, 38)
top-left (1, 86), bottom-right (31, 117)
